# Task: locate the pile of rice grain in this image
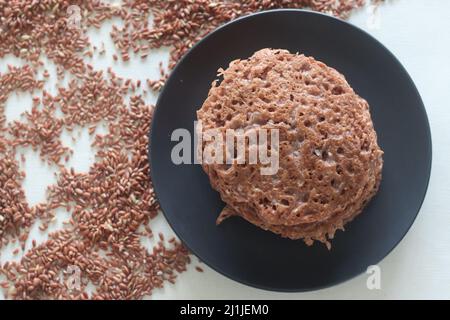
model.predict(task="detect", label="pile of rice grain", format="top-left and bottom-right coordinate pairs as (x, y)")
top-left (0, 0), bottom-right (380, 299)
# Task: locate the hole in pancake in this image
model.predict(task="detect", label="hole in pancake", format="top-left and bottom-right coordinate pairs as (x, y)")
top-left (220, 163), bottom-right (232, 171)
top-left (346, 164), bottom-right (355, 174)
top-left (300, 62), bottom-right (311, 72)
top-left (331, 179), bottom-right (339, 190)
top-left (332, 86), bottom-right (344, 95)
top-left (259, 94), bottom-right (270, 103)
top-left (361, 139), bottom-right (370, 151)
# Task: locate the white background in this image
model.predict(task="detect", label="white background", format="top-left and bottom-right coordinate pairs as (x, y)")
top-left (1, 0), bottom-right (449, 299)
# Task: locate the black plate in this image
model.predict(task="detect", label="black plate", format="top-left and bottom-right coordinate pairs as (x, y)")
top-left (149, 9), bottom-right (432, 292)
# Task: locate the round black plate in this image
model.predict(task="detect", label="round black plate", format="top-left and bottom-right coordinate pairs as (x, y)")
top-left (150, 10), bottom-right (432, 292)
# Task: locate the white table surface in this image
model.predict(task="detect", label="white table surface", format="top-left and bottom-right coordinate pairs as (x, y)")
top-left (1, 0), bottom-right (449, 300)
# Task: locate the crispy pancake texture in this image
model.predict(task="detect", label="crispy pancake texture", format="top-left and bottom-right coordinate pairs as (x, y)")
top-left (197, 49), bottom-right (383, 248)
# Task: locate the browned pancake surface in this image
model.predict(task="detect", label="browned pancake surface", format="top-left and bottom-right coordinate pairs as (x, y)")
top-left (197, 49), bottom-right (383, 247)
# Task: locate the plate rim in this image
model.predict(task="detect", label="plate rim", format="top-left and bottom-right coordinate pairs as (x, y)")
top-left (149, 9), bottom-right (433, 292)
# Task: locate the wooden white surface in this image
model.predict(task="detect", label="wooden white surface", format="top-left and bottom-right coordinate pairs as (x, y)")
top-left (1, 0), bottom-right (449, 299)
